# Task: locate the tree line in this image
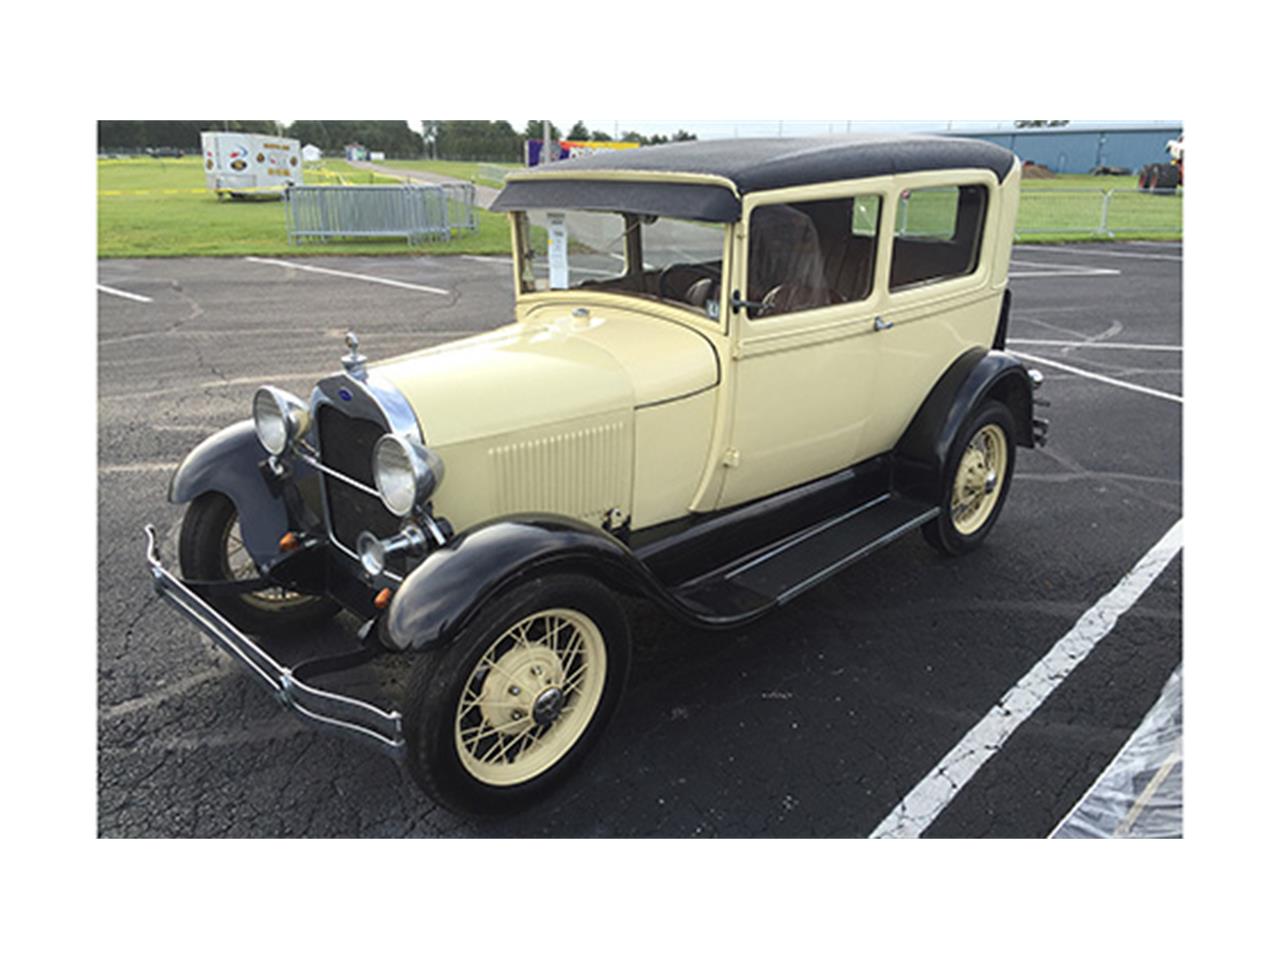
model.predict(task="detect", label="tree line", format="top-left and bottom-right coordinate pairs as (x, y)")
top-left (425, 121), bottom-right (696, 161)
top-left (98, 120), bottom-right (283, 151)
top-left (98, 120), bottom-right (426, 156)
top-left (98, 120), bottom-right (698, 161)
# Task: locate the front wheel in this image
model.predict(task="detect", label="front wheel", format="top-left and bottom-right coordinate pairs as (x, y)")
top-left (923, 400), bottom-right (1017, 557)
top-left (178, 492), bottom-right (338, 634)
top-left (403, 574), bottom-right (632, 816)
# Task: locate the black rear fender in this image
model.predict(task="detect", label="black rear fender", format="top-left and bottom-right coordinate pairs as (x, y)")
top-left (893, 348), bottom-right (1035, 502)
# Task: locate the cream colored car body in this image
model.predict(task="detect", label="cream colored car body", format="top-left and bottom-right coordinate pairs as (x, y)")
top-left (372, 163), bottom-right (1021, 536)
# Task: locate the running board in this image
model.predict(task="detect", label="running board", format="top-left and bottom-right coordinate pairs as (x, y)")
top-left (670, 494), bottom-right (939, 622)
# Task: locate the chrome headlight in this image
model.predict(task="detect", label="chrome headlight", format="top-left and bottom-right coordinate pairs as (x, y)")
top-left (252, 386), bottom-right (310, 455)
top-left (372, 433), bottom-right (444, 517)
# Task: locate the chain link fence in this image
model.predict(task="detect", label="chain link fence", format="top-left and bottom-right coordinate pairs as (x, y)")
top-left (285, 184), bottom-right (476, 244)
top-left (1017, 189), bottom-right (1181, 239)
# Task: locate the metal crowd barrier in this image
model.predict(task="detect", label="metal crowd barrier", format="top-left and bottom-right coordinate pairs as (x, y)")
top-left (285, 184), bottom-right (476, 244)
top-left (477, 163), bottom-right (512, 186)
top-left (1017, 188), bottom-right (1182, 239)
top-left (438, 181), bottom-right (477, 233)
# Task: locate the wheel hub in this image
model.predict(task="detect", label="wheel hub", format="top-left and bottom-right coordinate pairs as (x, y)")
top-left (477, 644), bottom-right (564, 731)
top-left (532, 687), bottom-right (566, 726)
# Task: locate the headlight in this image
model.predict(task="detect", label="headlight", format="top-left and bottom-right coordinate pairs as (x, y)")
top-left (252, 386), bottom-right (309, 455)
top-left (372, 433), bottom-right (444, 517)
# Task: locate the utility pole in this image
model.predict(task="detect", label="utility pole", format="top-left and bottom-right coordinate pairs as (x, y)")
top-left (542, 119), bottom-right (551, 165)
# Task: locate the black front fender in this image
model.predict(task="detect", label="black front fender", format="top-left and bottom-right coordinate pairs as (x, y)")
top-left (894, 348), bottom-right (1035, 502)
top-left (168, 420), bottom-right (301, 563)
top-left (386, 515), bottom-right (664, 652)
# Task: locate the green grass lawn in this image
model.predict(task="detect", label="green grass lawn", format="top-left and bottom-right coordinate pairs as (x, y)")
top-left (1016, 172), bottom-right (1181, 242)
top-left (99, 157), bottom-right (1180, 259)
top-left (98, 157), bottom-right (514, 258)
top-left (374, 159), bottom-right (519, 189)
top-left (896, 174), bottom-right (1180, 243)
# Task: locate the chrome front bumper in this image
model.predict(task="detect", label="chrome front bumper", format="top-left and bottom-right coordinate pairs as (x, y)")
top-left (142, 525), bottom-right (406, 760)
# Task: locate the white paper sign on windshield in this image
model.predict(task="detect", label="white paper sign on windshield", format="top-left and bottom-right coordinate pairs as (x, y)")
top-left (547, 213), bottom-right (569, 290)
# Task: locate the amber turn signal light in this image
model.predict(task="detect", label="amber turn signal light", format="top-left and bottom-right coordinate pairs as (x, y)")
top-left (278, 532), bottom-right (301, 552)
top-left (374, 587), bottom-right (393, 610)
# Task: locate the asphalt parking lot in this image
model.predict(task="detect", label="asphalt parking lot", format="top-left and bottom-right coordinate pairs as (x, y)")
top-left (98, 242), bottom-right (1182, 837)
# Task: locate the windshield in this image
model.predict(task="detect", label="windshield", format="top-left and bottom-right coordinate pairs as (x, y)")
top-left (516, 211), bottom-right (727, 318)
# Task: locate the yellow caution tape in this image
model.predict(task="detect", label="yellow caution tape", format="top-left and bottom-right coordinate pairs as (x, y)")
top-left (97, 188), bottom-right (207, 196)
top-left (99, 167), bottom-right (377, 195)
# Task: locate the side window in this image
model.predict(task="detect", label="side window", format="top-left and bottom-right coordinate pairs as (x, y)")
top-left (852, 196), bottom-right (880, 238)
top-left (747, 194), bottom-right (882, 319)
top-left (889, 185), bottom-right (987, 291)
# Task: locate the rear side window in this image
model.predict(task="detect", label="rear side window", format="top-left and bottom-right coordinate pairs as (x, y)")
top-left (890, 185), bottom-right (987, 291)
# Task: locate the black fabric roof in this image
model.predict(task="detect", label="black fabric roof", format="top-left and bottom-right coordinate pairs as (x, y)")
top-left (492, 135), bottom-right (1017, 222)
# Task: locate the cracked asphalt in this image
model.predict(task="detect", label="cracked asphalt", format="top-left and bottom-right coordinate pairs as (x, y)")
top-left (98, 243), bottom-right (1182, 837)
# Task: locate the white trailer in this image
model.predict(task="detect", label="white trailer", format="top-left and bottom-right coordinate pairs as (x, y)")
top-left (200, 131), bottom-right (302, 197)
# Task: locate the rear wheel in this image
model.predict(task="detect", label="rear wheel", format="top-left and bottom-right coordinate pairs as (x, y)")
top-left (923, 400), bottom-right (1017, 557)
top-left (403, 574), bottom-right (632, 816)
top-left (1153, 163), bottom-right (1180, 191)
top-left (178, 492), bottom-right (338, 634)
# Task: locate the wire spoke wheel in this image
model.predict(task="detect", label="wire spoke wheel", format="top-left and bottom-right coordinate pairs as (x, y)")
top-left (453, 608), bottom-right (608, 787)
top-left (220, 514), bottom-right (310, 611)
top-left (950, 423), bottom-right (1008, 536)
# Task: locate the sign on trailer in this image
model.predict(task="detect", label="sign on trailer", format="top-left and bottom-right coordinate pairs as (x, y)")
top-left (201, 131), bottom-right (301, 197)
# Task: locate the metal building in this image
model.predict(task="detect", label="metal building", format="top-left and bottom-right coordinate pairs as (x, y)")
top-left (946, 124), bottom-right (1183, 174)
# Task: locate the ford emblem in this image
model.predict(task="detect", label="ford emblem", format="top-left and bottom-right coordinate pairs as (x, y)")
top-left (338, 387), bottom-right (353, 402)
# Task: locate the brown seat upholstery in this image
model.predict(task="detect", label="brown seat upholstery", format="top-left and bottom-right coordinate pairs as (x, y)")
top-left (748, 205), bottom-right (831, 314)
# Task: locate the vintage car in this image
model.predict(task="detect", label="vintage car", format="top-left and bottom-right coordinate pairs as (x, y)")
top-left (144, 135), bottom-right (1047, 815)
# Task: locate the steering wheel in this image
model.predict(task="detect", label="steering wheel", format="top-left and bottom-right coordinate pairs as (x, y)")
top-left (658, 263), bottom-right (721, 301)
top-left (758, 285), bottom-right (845, 317)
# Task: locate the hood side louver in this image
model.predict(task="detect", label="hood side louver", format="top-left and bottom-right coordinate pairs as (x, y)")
top-left (489, 421), bottom-right (630, 523)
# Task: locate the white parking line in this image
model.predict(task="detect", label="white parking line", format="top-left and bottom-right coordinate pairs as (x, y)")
top-left (1009, 268), bottom-right (1121, 279)
top-left (1011, 259), bottom-right (1112, 272)
top-left (99, 461), bottom-right (179, 475)
top-left (1026, 247), bottom-right (1182, 263)
top-left (98, 283), bottom-right (153, 303)
top-left (870, 518), bottom-right (1184, 838)
top-left (1008, 259), bottom-right (1121, 279)
top-left (100, 665), bottom-right (229, 720)
top-left (196, 369), bottom-right (337, 389)
top-left (1009, 338), bottom-right (1182, 353)
top-left (244, 257), bottom-right (449, 295)
top-left (1012, 351), bottom-right (1183, 404)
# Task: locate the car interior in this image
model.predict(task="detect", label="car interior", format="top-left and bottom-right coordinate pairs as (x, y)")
top-left (560, 184), bottom-right (986, 318)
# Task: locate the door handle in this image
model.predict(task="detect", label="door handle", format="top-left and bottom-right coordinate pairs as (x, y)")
top-left (874, 316), bottom-right (894, 332)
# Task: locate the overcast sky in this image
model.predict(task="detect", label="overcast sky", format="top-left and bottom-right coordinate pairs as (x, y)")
top-left (511, 120), bottom-right (1176, 140)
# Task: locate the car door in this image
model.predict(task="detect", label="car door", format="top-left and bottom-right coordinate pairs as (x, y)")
top-left (863, 171), bottom-right (1005, 455)
top-left (715, 186), bottom-right (890, 509)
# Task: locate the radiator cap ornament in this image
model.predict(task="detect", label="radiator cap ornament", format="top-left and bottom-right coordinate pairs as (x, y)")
top-left (342, 330), bottom-right (368, 380)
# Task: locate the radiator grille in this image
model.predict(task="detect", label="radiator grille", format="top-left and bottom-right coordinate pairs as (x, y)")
top-left (316, 405), bottom-right (402, 558)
